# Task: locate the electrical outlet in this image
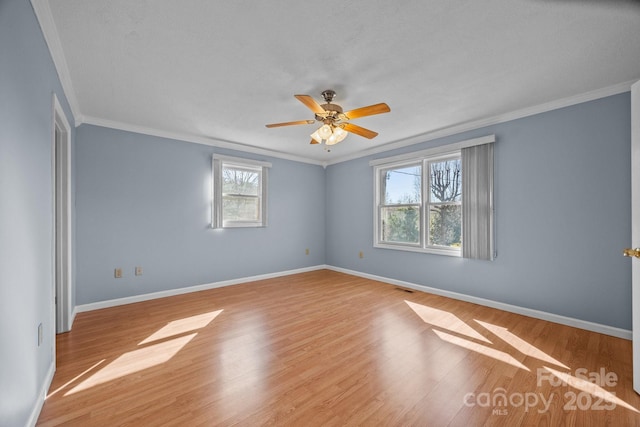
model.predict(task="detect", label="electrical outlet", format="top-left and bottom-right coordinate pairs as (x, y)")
top-left (135, 266), bottom-right (143, 276)
top-left (38, 323), bottom-right (43, 346)
top-left (114, 268), bottom-right (122, 278)
top-left (359, 251), bottom-right (364, 259)
top-left (305, 248), bottom-right (309, 255)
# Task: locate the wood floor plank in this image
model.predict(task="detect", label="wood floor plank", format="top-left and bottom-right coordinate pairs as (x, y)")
top-left (37, 270), bottom-right (640, 426)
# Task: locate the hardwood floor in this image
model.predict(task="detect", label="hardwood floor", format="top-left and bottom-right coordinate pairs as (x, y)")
top-left (38, 270), bottom-right (640, 426)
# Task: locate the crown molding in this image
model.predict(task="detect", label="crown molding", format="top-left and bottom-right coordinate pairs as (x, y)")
top-left (29, 0), bottom-right (633, 168)
top-left (325, 80), bottom-right (634, 166)
top-left (80, 115), bottom-right (325, 166)
top-left (83, 78), bottom-right (632, 168)
top-left (31, 0), bottom-right (82, 125)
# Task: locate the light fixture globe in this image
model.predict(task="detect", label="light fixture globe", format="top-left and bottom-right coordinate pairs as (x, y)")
top-left (318, 124), bottom-right (333, 139)
top-left (326, 126), bottom-right (348, 146)
top-left (310, 129), bottom-right (322, 143)
top-left (334, 126), bottom-right (348, 142)
top-left (326, 133), bottom-right (338, 146)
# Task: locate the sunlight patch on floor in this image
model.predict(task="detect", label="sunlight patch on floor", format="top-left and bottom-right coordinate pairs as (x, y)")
top-left (63, 309), bottom-right (224, 396)
top-left (47, 360), bottom-right (105, 399)
top-left (139, 309), bottom-right (223, 345)
top-left (405, 300), bottom-right (492, 343)
top-left (433, 329), bottom-right (529, 371)
top-left (65, 334), bottom-right (196, 395)
top-left (475, 319), bottom-right (569, 369)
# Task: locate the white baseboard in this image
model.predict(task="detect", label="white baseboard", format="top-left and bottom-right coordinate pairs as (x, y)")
top-left (75, 265), bottom-right (327, 313)
top-left (73, 264), bottom-right (630, 340)
top-left (70, 307), bottom-right (77, 327)
top-left (326, 266), bottom-right (632, 340)
top-left (27, 361), bottom-right (55, 427)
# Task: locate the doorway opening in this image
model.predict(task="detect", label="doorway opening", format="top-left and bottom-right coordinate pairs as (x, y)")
top-left (53, 93), bottom-right (72, 335)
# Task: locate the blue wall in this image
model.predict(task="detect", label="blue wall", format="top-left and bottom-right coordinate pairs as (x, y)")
top-left (1, 3), bottom-right (633, 424)
top-left (73, 93), bottom-right (633, 330)
top-left (0, 1), bottom-right (75, 425)
top-left (75, 125), bottom-right (326, 305)
top-left (326, 93), bottom-right (632, 330)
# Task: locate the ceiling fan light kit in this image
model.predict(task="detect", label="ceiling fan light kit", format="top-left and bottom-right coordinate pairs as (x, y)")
top-left (266, 89), bottom-right (390, 147)
top-left (310, 123), bottom-right (348, 145)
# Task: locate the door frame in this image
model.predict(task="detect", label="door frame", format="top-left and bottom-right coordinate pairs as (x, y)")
top-left (52, 93), bottom-right (73, 335)
top-left (631, 81), bottom-right (640, 393)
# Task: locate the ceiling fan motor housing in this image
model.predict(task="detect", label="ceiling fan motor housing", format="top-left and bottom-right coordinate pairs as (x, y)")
top-left (316, 103), bottom-right (343, 122)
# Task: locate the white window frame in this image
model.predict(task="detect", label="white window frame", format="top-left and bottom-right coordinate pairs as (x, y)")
top-left (424, 152), bottom-right (463, 255)
top-left (212, 154), bottom-right (271, 228)
top-left (374, 153), bottom-right (462, 256)
top-left (377, 160), bottom-right (424, 249)
top-left (371, 135), bottom-right (494, 257)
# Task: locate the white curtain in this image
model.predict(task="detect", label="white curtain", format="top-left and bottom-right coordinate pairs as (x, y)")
top-left (462, 143), bottom-right (494, 260)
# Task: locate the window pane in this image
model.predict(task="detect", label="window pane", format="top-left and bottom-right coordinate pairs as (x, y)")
top-left (383, 165), bottom-right (421, 204)
top-left (381, 206), bottom-right (420, 244)
top-left (429, 204), bottom-right (461, 247)
top-left (223, 195), bottom-right (260, 222)
top-left (223, 166), bottom-right (260, 196)
top-left (430, 159), bottom-right (461, 202)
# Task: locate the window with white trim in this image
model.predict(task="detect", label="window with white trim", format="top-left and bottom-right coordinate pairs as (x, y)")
top-left (379, 162), bottom-right (422, 245)
top-left (376, 154), bottom-right (462, 256)
top-left (212, 155), bottom-right (270, 228)
top-left (372, 135), bottom-right (495, 258)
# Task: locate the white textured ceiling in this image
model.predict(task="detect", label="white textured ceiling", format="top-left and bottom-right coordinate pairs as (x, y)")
top-left (37, 0), bottom-right (640, 164)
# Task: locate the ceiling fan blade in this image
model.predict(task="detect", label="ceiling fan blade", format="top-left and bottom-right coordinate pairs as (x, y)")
top-left (342, 123), bottom-right (379, 139)
top-left (294, 95), bottom-right (326, 114)
top-left (265, 120), bottom-right (315, 128)
top-left (343, 103), bottom-right (390, 120)
top-left (310, 139), bottom-right (319, 145)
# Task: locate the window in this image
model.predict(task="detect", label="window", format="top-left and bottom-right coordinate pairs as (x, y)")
top-left (427, 156), bottom-right (462, 248)
top-left (212, 155), bottom-right (270, 228)
top-left (376, 155), bottom-right (461, 255)
top-left (380, 163), bottom-right (422, 245)
top-left (372, 135), bottom-right (494, 258)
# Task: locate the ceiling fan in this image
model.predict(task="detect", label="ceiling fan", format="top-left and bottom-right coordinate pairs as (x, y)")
top-left (265, 90), bottom-right (390, 146)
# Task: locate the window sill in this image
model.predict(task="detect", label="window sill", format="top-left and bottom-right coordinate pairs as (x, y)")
top-left (211, 223), bottom-right (266, 229)
top-left (374, 242), bottom-right (461, 257)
